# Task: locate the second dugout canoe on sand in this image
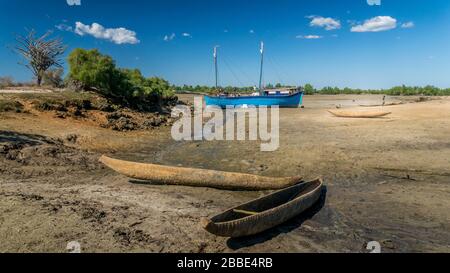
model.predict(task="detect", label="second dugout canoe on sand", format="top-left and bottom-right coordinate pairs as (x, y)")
top-left (328, 109), bottom-right (392, 118)
top-left (99, 155), bottom-right (303, 191)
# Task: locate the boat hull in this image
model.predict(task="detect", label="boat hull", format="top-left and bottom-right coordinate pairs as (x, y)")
top-left (201, 178), bottom-right (323, 238)
top-left (205, 92), bottom-right (303, 108)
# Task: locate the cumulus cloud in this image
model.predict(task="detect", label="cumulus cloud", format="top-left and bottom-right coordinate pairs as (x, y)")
top-left (296, 35), bottom-right (323, 39)
top-left (182, 33), bottom-right (192, 38)
top-left (351, 16), bottom-right (397, 32)
top-left (401, 21), bottom-right (415, 28)
top-left (308, 16), bottom-right (341, 30)
top-left (164, 33), bottom-right (176, 41)
top-left (75, 22), bottom-right (140, 44)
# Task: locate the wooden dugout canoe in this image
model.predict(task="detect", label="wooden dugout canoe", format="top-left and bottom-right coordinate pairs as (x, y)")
top-left (359, 102), bottom-right (402, 107)
top-left (99, 155), bottom-right (302, 191)
top-left (328, 109), bottom-right (392, 118)
top-left (201, 178), bottom-right (323, 238)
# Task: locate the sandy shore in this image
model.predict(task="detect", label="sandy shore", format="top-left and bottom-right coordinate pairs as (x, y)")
top-left (0, 88), bottom-right (54, 94)
top-left (0, 94), bottom-right (449, 253)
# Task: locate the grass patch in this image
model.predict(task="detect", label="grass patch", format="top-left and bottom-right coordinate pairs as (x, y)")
top-left (5, 91), bottom-right (119, 112)
top-left (0, 91), bottom-right (122, 114)
top-left (0, 100), bottom-right (24, 113)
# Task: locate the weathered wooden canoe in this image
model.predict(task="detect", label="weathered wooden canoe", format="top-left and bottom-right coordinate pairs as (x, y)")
top-left (201, 178), bottom-right (323, 237)
top-left (99, 155), bottom-right (302, 191)
top-left (328, 109), bottom-right (392, 118)
top-left (359, 102), bottom-right (402, 107)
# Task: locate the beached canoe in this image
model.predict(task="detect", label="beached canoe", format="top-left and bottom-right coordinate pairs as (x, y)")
top-left (99, 155), bottom-right (302, 191)
top-left (201, 178), bottom-right (323, 237)
top-left (328, 109), bottom-right (392, 118)
top-left (359, 102), bottom-right (402, 107)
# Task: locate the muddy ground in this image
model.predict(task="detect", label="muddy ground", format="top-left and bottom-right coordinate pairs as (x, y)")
top-left (0, 94), bottom-right (449, 253)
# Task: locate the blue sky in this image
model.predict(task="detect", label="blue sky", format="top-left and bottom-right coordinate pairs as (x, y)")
top-left (1, 0), bottom-right (450, 89)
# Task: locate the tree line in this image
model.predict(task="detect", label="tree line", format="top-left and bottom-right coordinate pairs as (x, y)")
top-left (173, 85), bottom-right (255, 94)
top-left (171, 83), bottom-right (450, 96)
top-left (172, 83), bottom-right (294, 94)
top-left (303, 84), bottom-right (450, 96)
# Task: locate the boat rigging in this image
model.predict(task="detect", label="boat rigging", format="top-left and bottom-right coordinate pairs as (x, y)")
top-left (206, 42), bottom-right (304, 108)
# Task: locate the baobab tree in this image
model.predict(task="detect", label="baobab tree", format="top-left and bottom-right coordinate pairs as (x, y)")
top-left (14, 30), bottom-right (66, 86)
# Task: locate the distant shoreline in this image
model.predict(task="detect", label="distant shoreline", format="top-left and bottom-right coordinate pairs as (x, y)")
top-left (175, 90), bottom-right (450, 97)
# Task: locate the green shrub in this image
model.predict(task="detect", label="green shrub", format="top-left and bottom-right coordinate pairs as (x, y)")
top-left (67, 49), bottom-right (175, 110)
top-left (0, 76), bottom-right (15, 88)
top-left (43, 68), bottom-right (64, 88)
top-left (303, 84), bottom-right (315, 95)
top-left (67, 49), bottom-right (117, 93)
top-left (0, 100), bottom-right (23, 112)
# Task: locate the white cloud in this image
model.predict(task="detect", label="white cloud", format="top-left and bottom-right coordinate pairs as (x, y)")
top-left (401, 21), bottom-right (415, 29)
top-left (66, 0), bottom-right (81, 6)
top-left (55, 23), bottom-right (73, 32)
top-left (351, 16), bottom-right (397, 32)
top-left (75, 22), bottom-right (140, 44)
top-left (182, 33), bottom-right (192, 38)
top-left (347, 19), bottom-right (358, 26)
top-left (164, 33), bottom-right (176, 41)
top-left (367, 0), bottom-right (381, 6)
top-left (308, 16), bottom-right (341, 30)
top-left (296, 35), bottom-right (323, 39)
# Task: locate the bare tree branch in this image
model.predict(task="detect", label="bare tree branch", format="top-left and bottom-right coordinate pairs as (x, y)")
top-left (14, 29), bottom-right (67, 86)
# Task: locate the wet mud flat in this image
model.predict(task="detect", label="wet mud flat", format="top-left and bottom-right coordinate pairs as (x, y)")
top-left (0, 94), bottom-right (449, 253)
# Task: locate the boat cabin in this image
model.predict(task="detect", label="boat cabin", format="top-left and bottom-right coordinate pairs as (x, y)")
top-left (263, 87), bottom-right (302, 96)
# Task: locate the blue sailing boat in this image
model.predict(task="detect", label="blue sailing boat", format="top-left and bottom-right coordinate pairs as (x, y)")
top-left (205, 42), bottom-right (304, 108)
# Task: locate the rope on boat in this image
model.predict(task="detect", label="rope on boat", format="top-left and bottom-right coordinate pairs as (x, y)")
top-left (221, 51), bottom-right (259, 88)
top-left (222, 56), bottom-right (246, 87)
top-left (267, 56), bottom-right (286, 85)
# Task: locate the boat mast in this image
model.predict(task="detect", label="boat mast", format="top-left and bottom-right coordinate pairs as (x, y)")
top-left (214, 46), bottom-right (219, 90)
top-left (259, 41), bottom-right (264, 95)
top-left (259, 42), bottom-right (264, 96)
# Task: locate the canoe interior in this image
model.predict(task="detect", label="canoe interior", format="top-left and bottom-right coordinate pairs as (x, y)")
top-left (211, 180), bottom-right (321, 223)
